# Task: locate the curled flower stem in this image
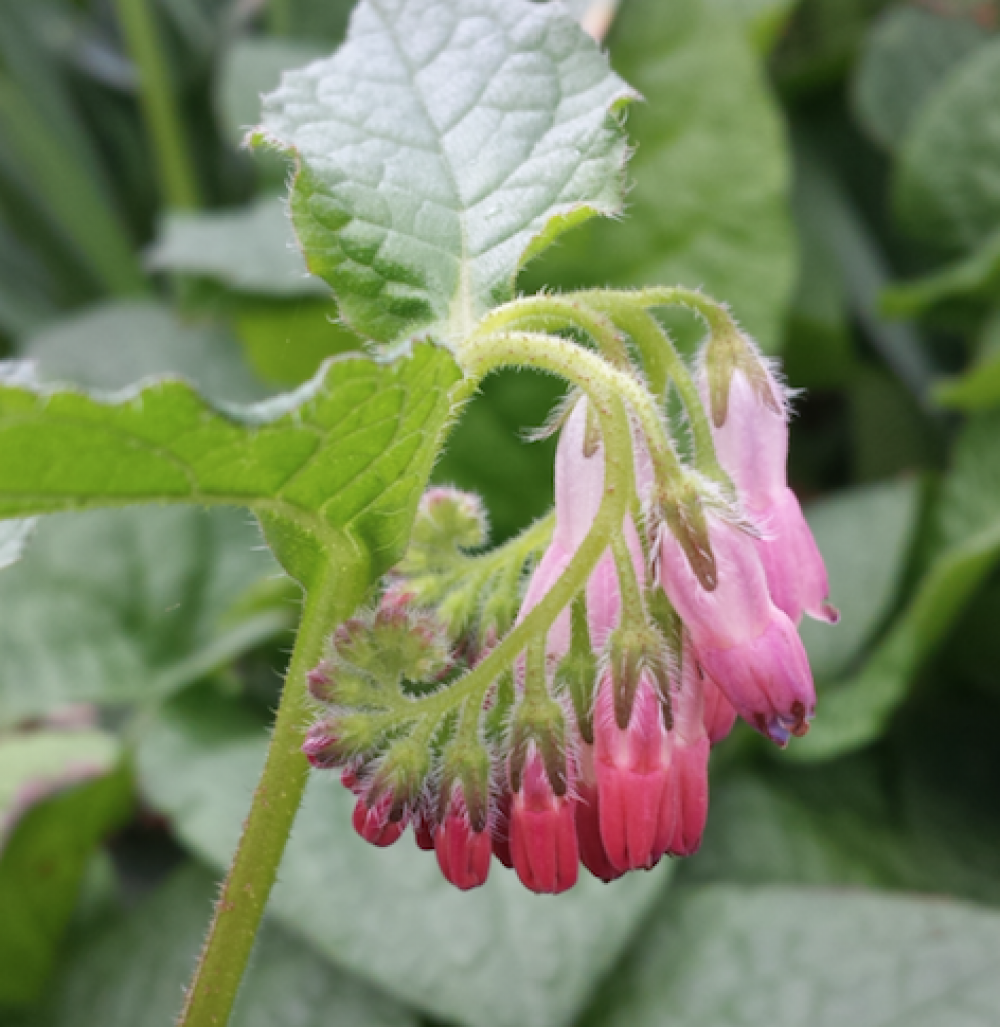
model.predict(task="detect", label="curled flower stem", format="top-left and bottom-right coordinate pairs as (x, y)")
top-left (577, 286), bottom-right (740, 340)
top-left (477, 296), bottom-right (635, 371)
top-left (176, 545), bottom-right (369, 1027)
top-left (580, 300), bottom-right (730, 488)
top-left (464, 330), bottom-right (691, 501)
top-left (410, 336), bottom-right (643, 717)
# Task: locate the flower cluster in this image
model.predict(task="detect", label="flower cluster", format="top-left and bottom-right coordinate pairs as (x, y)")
top-left (303, 318), bottom-right (834, 894)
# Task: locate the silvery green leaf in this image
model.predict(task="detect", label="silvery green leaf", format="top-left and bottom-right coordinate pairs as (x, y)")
top-left (254, 0), bottom-right (637, 345)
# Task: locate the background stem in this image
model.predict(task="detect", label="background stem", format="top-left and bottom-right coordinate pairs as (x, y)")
top-left (115, 0), bottom-right (200, 210)
top-left (176, 552), bottom-right (368, 1027)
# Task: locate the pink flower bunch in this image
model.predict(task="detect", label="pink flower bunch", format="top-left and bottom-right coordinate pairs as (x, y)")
top-left (303, 337), bottom-right (832, 894)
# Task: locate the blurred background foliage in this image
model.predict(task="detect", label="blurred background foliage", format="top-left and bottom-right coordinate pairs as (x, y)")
top-left (2, 0), bottom-right (1000, 1024)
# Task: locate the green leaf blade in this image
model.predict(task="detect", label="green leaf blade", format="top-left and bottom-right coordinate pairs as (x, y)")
top-left (255, 0), bottom-right (637, 344)
top-left (0, 344), bottom-right (461, 579)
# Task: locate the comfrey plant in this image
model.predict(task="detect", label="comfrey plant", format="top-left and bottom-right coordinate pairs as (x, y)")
top-left (303, 314), bottom-right (835, 895)
top-left (0, 1), bottom-right (834, 1024)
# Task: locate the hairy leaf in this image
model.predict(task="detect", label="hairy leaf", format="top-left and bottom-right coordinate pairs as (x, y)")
top-left (0, 508), bottom-right (283, 728)
top-left (525, 0), bottom-right (796, 349)
top-left (0, 342), bottom-right (460, 584)
top-left (254, 0), bottom-right (637, 344)
top-left (29, 864), bottom-right (417, 1027)
top-left (584, 884), bottom-right (1000, 1027)
top-left (138, 690), bottom-right (670, 1027)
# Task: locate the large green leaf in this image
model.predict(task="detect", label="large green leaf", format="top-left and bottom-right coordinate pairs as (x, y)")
top-left (895, 37), bottom-right (1000, 252)
top-left (0, 729), bottom-right (131, 1007)
top-left (584, 884), bottom-right (1000, 1027)
top-left (0, 508), bottom-right (283, 728)
top-left (29, 864), bottom-right (417, 1027)
top-left (852, 6), bottom-right (987, 152)
top-left (791, 413), bottom-right (1000, 760)
top-left (800, 480), bottom-right (920, 682)
top-left (254, 0), bottom-right (637, 345)
top-left (143, 203), bottom-right (362, 385)
top-left (137, 690), bottom-right (670, 1027)
top-left (525, 0), bottom-right (796, 349)
top-left (20, 299), bottom-right (268, 404)
top-left (146, 199), bottom-right (328, 299)
top-left (0, 342), bottom-right (460, 585)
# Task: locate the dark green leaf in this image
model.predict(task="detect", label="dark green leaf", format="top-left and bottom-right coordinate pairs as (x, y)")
top-left (524, 0), bottom-right (796, 349)
top-left (137, 690), bottom-right (670, 1027)
top-left (800, 480), bottom-right (920, 681)
top-left (30, 863), bottom-right (418, 1027)
top-left (852, 6), bottom-right (987, 151)
top-left (584, 884), bottom-right (1000, 1027)
top-left (21, 300), bottom-right (268, 404)
top-left (0, 342), bottom-right (460, 584)
top-left (254, 0), bottom-right (637, 344)
top-left (881, 228), bottom-right (1000, 320)
top-left (233, 296), bottom-right (361, 386)
top-left (895, 37), bottom-right (1000, 252)
top-left (0, 508), bottom-right (284, 728)
top-left (146, 199), bottom-right (329, 298)
top-left (935, 309), bottom-right (1000, 411)
top-left (791, 413), bottom-right (1000, 759)
top-left (0, 729), bottom-right (130, 1007)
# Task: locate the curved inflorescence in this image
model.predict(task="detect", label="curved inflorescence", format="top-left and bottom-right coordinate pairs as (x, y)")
top-left (302, 289), bottom-right (836, 894)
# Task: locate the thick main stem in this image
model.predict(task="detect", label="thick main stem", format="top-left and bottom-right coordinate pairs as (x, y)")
top-left (177, 549), bottom-right (367, 1027)
top-left (115, 0), bottom-right (200, 210)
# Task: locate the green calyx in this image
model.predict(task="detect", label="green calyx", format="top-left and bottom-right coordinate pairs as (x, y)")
top-left (555, 596), bottom-right (599, 744)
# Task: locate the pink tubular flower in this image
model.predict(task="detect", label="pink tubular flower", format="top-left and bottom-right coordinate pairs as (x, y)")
top-left (574, 744), bottom-right (623, 883)
top-left (509, 747), bottom-right (579, 894)
top-left (700, 665), bottom-right (737, 745)
top-left (710, 359), bottom-right (841, 624)
top-left (706, 360), bottom-right (836, 626)
top-left (593, 671), bottom-right (672, 872)
top-left (659, 641), bottom-right (710, 856)
top-left (435, 788), bottom-right (492, 891)
top-left (657, 512), bottom-right (815, 746)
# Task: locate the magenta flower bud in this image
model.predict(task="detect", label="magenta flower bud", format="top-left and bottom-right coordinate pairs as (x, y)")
top-left (352, 794), bottom-right (405, 848)
top-left (574, 744), bottom-right (623, 883)
top-left (435, 788), bottom-right (492, 891)
top-left (658, 513), bottom-right (815, 746)
top-left (302, 720), bottom-right (341, 769)
top-left (510, 747), bottom-right (579, 894)
top-left (593, 670), bottom-right (672, 872)
top-left (705, 360), bottom-right (835, 626)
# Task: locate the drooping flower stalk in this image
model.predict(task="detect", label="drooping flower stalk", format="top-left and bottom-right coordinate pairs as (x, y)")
top-left (301, 286), bottom-right (835, 894)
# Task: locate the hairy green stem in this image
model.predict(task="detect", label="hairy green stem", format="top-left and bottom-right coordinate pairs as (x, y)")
top-left (465, 330), bottom-right (688, 496)
top-left (577, 286), bottom-right (739, 340)
top-left (413, 347), bottom-right (639, 716)
top-left (115, 0), bottom-right (200, 209)
top-left (583, 300), bottom-right (729, 487)
top-left (478, 296), bottom-right (635, 370)
top-left (177, 545), bottom-right (368, 1027)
